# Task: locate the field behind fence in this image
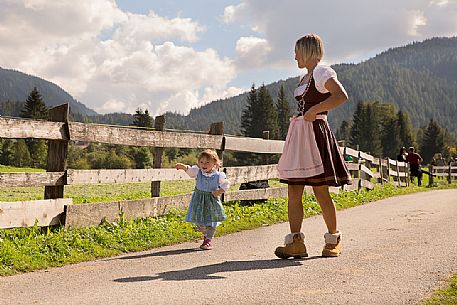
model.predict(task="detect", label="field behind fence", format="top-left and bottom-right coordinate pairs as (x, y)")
top-left (2, 103), bottom-right (452, 230)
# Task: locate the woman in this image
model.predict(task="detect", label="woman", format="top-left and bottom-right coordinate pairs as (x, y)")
top-left (276, 34), bottom-right (351, 258)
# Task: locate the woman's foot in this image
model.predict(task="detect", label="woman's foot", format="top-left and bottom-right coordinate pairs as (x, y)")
top-left (275, 233), bottom-right (308, 259)
top-left (200, 238), bottom-right (213, 250)
top-left (322, 231), bottom-right (342, 257)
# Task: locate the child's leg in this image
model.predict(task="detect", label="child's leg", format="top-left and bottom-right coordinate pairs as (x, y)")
top-left (205, 226), bottom-right (216, 240)
top-left (197, 225), bottom-right (208, 237)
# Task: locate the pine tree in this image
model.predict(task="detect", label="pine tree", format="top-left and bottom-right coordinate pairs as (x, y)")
top-left (132, 108), bottom-right (153, 128)
top-left (350, 101), bottom-right (381, 156)
top-left (377, 103), bottom-right (400, 158)
top-left (276, 84), bottom-right (290, 140)
top-left (241, 84), bottom-right (258, 137)
top-left (336, 120), bottom-right (351, 147)
top-left (21, 87), bottom-right (48, 119)
top-left (20, 87), bottom-right (49, 168)
top-left (397, 110), bottom-right (416, 148)
top-left (12, 139), bottom-right (32, 167)
top-left (420, 119), bottom-right (446, 163)
top-left (257, 84), bottom-right (279, 140)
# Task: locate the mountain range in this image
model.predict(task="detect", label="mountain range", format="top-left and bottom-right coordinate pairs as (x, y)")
top-left (1, 36), bottom-right (456, 136)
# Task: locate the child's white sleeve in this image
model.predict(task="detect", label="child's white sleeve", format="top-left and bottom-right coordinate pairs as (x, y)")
top-left (218, 171), bottom-right (230, 191)
top-left (186, 165), bottom-right (199, 178)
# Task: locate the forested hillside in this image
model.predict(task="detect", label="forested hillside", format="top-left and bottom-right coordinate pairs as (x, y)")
top-left (164, 37), bottom-right (457, 135)
top-left (0, 68), bottom-right (97, 116)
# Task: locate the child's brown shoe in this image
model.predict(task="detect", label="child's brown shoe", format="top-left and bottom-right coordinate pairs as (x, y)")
top-left (322, 231), bottom-right (342, 257)
top-left (275, 232), bottom-right (308, 259)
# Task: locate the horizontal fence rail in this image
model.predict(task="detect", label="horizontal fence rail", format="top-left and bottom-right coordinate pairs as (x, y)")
top-left (2, 105), bottom-right (451, 229)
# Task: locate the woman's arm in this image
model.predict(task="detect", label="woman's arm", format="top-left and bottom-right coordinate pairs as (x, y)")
top-left (303, 77), bottom-right (348, 121)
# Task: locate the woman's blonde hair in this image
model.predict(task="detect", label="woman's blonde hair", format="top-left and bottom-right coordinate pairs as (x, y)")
top-left (198, 149), bottom-right (221, 168)
top-left (295, 34), bottom-right (324, 62)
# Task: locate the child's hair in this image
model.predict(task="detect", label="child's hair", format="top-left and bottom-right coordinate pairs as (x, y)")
top-left (198, 149), bottom-right (221, 168)
top-left (295, 34), bottom-right (324, 62)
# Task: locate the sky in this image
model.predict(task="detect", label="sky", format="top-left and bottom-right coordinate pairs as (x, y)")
top-left (1, 0), bottom-right (456, 116)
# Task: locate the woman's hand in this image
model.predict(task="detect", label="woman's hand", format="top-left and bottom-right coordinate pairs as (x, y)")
top-left (303, 107), bottom-right (317, 121)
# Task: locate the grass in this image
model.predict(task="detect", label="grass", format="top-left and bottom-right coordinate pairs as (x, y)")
top-left (422, 272), bottom-right (457, 305)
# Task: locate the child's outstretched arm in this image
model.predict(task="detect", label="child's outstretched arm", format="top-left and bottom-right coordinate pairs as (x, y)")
top-left (175, 163), bottom-right (188, 171)
top-left (175, 163), bottom-right (199, 178)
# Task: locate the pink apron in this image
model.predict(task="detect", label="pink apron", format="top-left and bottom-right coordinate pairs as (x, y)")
top-left (277, 115), bottom-right (325, 179)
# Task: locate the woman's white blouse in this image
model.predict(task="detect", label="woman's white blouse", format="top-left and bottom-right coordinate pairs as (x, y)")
top-left (294, 65), bottom-right (338, 97)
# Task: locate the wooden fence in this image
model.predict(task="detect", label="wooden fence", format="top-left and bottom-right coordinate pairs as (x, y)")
top-left (0, 104), bottom-right (412, 229)
top-left (428, 164), bottom-right (457, 186)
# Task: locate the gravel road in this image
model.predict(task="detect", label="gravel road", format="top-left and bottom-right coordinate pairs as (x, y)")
top-left (1, 189), bottom-right (456, 305)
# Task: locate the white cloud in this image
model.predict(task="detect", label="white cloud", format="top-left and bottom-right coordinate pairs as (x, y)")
top-left (223, 0), bottom-right (457, 65)
top-left (223, 3), bottom-right (246, 23)
top-left (0, 0), bottom-right (240, 116)
top-left (235, 36), bottom-right (271, 68)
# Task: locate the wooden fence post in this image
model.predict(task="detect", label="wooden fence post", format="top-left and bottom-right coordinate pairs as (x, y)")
top-left (429, 165), bottom-right (434, 187)
top-left (378, 157), bottom-right (384, 186)
top-left (448, 164), bottom-right (452, 184)
top-left (395, 160), bottom-right (401, 187)
top-left (209, 122), bottom-right (225, 201)
top-left (44, 104), bottom-right (69, 199)
top-left (386, 158), bottom-right (391, 184)
top-left (151, 115), bottom-right (165, 197)
top-left (209, 122), bottom-right (225, 165)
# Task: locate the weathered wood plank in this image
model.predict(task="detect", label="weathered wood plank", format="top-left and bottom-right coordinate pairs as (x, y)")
top-left (64, 201), bottom-right (121, 228)
top-left (223, 165), bottom-right (279, 184)
top-left (0, 198), bottom-right (72, 229)
top-left (224, 187), bottom-right (288, 201)
top-left (344, 147), bottom-right (359, 158)
top-left (120, 194), bottom-right (192, 220)
top-left (346, 163), bottom-right (359, 171)
top-left (360, 164), bottom-right (374, 178)
top-left (0, 117), bottom-right (67, 140)
top-left (359, 151), bottom-right (375, 162)
top-left (0, 172), bottom-right (65, 187)
top-left (69, 122), bottom-right (222, 148)
top-left (360, 179), bottom-right (374, 190)
top-left (224, 136), bottom-right (284, 153)
top-left (66, 169), bottom-right (191, 184)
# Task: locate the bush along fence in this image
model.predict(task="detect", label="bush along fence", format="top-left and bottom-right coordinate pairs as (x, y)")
top-left (0, 103), bottom-right (427, 230)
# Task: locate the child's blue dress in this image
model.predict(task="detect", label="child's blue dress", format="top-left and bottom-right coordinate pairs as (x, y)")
top-left (186, 169), bottom-right (227, 227)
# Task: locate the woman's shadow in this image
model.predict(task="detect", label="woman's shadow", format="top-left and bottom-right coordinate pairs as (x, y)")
top-left (114, 255), bottom-right (321, 282)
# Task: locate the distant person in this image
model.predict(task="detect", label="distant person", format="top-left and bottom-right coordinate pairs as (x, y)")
top-left (406, 147), bottom-right (423, 186)
top-left (276, 34), bottom-right (351, 259)
top-left (397, 147), bottom-right (408, 163)
top-left (175, 149), bottom-right (229, 250)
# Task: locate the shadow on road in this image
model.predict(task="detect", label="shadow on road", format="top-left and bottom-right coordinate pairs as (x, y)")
top-left (117, 248), bottom-right (201, 260)
top-left (113, 257), bottom-right (321, 282)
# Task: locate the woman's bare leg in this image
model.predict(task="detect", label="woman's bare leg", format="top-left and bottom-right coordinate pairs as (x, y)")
top-left (312, 185), bottom-right (337, 234)
top-left (288, 184), bottom-right (305, 232)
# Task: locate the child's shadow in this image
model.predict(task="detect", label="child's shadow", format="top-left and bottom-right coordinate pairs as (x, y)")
top-left (117, 248), bottom-right (201, 260)
top-left (113, 257), bottom-right (319, 282)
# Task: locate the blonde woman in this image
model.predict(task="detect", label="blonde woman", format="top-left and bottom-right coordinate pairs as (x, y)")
top-left (276, 34), bottom-right (352, 258)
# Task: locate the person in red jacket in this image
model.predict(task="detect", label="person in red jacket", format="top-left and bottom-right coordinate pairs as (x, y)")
top-left (406, 147), bottom-right (423, 186)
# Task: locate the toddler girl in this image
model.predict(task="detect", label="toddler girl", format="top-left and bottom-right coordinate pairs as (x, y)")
top-left (176, 149), bottom-right (230, 250)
